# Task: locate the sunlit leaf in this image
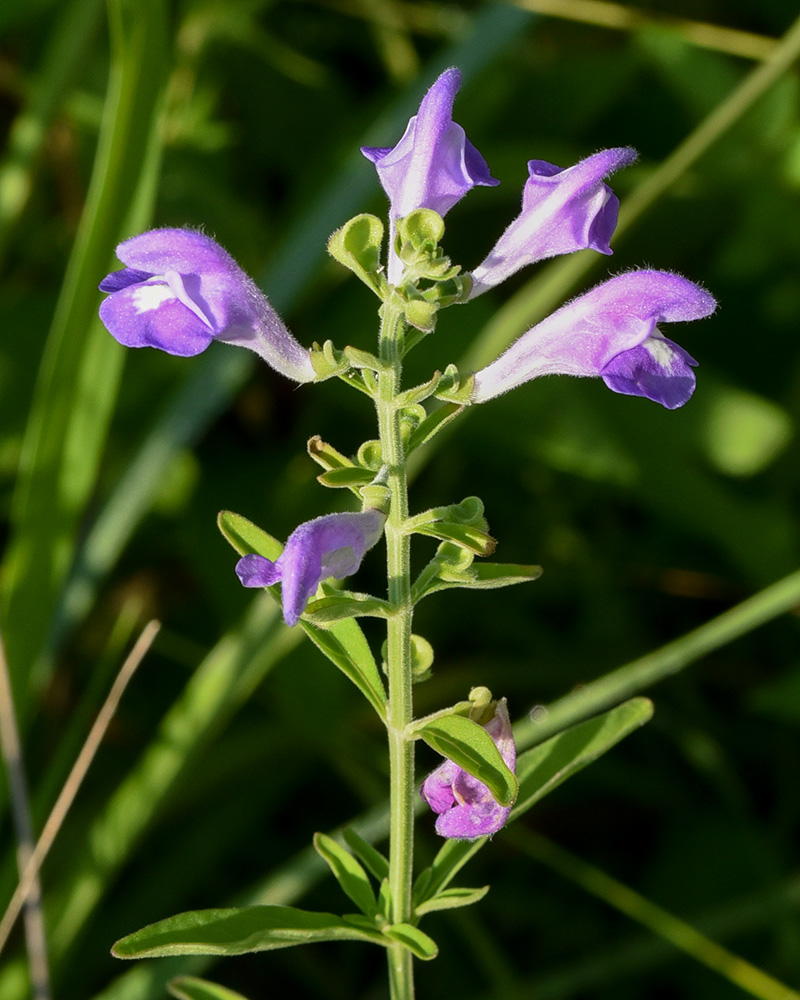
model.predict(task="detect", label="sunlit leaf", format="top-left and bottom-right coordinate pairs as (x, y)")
top-left (414, 714), bottom-right (517, 808)
top-left (113, 906), bottom-right (385, 958)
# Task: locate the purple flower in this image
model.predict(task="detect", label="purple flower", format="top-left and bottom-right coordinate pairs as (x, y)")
top-left (472, 271), bottom-right (717, 409)
top-left (361, 68), bottom-right (498, 283)
top-left (421, 699), bottom-right (516, 840)
top-left (235, 509), bottom-right (386, 627)
top-left (468, 148), bottom-right (637, 297)
top-left (99, 229), bottom-right (315, 383)
top-left (361, 67), bottom-right (497, 220)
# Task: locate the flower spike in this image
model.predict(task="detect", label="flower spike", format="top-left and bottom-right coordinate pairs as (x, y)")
top-left (99, 229), bottom-right (315, 383)
top-left (468, 147), bottom-right (637, 297)
top-left (421, 699), bottom-right (516, 840)
top-left (235, 509), bottom-right (386, 627)
top-left (471, 271), bottom-right (717, 409)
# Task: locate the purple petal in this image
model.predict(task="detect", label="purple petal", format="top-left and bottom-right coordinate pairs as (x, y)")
top-left (99, 229), bottom-right (315, 382)
top-left (360, 67), bottom-right (498, 220)
top-left (115, 228), bottom-right (238, 275)
top-left (469, 148), bottom-right (636, 296)
top-left (601, 332), bottom-right (698, 408)
top-left (236, 553), bottom-right (282, 588)
top-left (420, 759), bottom-right (460, 814)
top-left (435, 798), bottom-right (511, 839)
top-left (98, 267), bottom-right (153, 292)
top-left (360, 145), bottom-right (393, 164)
top-left (98, 279), bottom-right (215, 356)
top-left (472, 270), bottom-right (716, 407)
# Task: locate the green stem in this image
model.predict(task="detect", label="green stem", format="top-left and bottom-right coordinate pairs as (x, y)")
top-left (377, 302), bottom-right (416, 1000)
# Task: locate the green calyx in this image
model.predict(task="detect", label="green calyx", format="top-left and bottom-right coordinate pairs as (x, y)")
top-left (328, 213), bottom-right (386, 296)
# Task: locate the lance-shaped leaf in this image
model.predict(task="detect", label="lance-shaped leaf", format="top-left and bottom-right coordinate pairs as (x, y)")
top-left (412, 542), bottom-right (542, 603)
top-left (419, 697), bottom-right (653, 901)
top-left (414, 885), bottom-right (490, 917)
top-left (316, 467), bottom-right (375, 490)
top-left (382, 924), bottom-right (438, 961)
top-left (406, 404), bottom-right (464, 455)
top-left (342, 827), bottom-right (390, 882)
top-left (413, 521), bottom-right (496, 555)
top-left (407, 497), bottom-right (494, 555)
top-left (414, 714), bottom-right (517, 808)
top-left (511, 696), bottom-right (654, 818)
top-left (112, 906), bottom-right (386, 958)
top-left (313, 833), bottom-right (378, 917)
top-left (304, 592), bottom-right (392, 623)
top-left (302, 618), bottom-right (387, 716)
top-left (168, 976), bottom-right (251, 1000)
top-left (217, 510), bottom-right (282, 562)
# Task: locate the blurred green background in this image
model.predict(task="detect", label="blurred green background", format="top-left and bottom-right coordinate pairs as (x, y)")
top-left (2, 0), bottom-right (800, 998)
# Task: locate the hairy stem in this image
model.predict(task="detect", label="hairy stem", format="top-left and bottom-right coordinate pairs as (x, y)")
top-left (378, 301), bottom-right (415, 1000)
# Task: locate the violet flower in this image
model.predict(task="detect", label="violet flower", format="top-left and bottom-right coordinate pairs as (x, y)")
top-left (468, 148), bottom-right (637, 297)
top-left (235, 509), bottom-right (385, 627)
top-left (472, 271), bottom-right (717, 409)
top-left (421, 699), bottom-right (516, 840)
top-left (99, 229), bottom-right (315, 383)
top-left (361, 67), bottom-right (498, 283)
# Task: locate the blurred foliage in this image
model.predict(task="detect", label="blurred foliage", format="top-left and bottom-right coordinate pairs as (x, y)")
top-left (2, 1), bottom-right (800, 998)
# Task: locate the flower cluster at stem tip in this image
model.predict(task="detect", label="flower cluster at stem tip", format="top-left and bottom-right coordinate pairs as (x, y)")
top-left (97, 66), bottom-right (716, 840)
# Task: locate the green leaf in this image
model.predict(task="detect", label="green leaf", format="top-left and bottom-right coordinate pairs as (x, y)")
top-left (414, 885), bottom-right (490, 916)
top-left (413, 522), bottom-right (496, 556)
top-left (413, 556), bottom-right (543, 602)
top-left (342, 828), bottom-right (390, 883)
top-left (307, 435), bottom-right (357, 473)
top-left (316, 467), bottom-right (375, 490)
top-left (112, 906), bottom-right (385, 958)
top-left (422, 698), bottom-right (654, 900)
top-left (396, 374), bottom-right (446, 408)
top-left (415, 714), bottom-right (517, 808)
top-left (405, 297), bottom-right (439, 332)
top-left (168, 976), bottom-right (252, 1000)
top-left (407, 497), bottom-right (485, 530)
top-left (304, 593), bottom-right (391, 622)
top-left (397, 208), bottom-right (444, 246)
top-left (377, 878), bottom-right (392, 920)
top-left (512, 696), bottom-right (654, 819)
top-left (301, 619), bottom-right (387, 717)
top-left (461, 563), bottom-right (544, 588)
top-left (382, 923), bottom-right (438, 961)
top-left (216, 511), bottom-right (282, 561)
top-left (313, 833), bottom-right (378, 917)
top-left (342, 346), bottom-right (386, 373)
top-left (327, 213), bottom-right (385, 294)
top-left (434, 364), bottom-right (475, 405)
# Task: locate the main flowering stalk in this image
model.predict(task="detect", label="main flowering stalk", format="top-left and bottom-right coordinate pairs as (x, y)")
top-left (377, 300), bottom-right (416, 999)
